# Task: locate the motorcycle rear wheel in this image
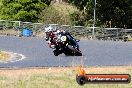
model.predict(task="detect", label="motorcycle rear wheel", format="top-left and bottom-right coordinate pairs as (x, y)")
top-left (64, 48), bottom-right (82, 56)
top-left (74, 52), bottom-right (82, 56)
top-left (67, 45), bottom-right (82, 56)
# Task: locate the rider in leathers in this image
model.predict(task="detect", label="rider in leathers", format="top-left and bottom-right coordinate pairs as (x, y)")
top-left (45, 25), bottom-right (79, 54)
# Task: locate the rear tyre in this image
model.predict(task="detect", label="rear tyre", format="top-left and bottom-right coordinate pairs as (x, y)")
top-left (66, 45), bottom-right (82, 56)
top-left (74, 52), bottom-right (82, 56)
top-left (64, 51), bottom-right (73, 56)
top-left (64, 48), bottom-right (82, 56)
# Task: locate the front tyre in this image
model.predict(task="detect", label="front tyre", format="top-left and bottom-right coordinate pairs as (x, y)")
top-left (53, 50), bottom-right (59, 56)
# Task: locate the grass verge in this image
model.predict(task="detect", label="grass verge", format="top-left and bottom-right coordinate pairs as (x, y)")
top-left (0, 66), bottom-right (131, 88)
top-left (0, 29), bottom-right (19, 36)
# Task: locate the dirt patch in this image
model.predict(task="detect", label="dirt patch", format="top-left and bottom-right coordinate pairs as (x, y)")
top-left (0, 29), bottom-right (19, 36)
top-left (0, 51), bottom-right (26, 63)
top-left (0, 51), bottom-right (11, 61)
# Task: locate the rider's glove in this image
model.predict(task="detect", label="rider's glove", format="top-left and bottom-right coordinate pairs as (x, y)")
top-left (51, 45), bottom-right (55, 49)
top-left (45, 37), bottom-right (49, 41)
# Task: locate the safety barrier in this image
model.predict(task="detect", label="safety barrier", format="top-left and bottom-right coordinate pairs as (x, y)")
top-left (0, 20), bottom-right (132, 41)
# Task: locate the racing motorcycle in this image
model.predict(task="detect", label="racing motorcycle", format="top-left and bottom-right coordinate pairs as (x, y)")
top-left (47, 32), bottom-right (82, 56)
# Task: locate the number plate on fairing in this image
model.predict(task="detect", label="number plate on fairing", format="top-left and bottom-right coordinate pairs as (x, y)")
top-left (61, 36), bottom-right (67, 42)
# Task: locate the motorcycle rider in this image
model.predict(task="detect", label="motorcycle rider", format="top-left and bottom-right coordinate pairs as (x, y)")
top-left (45, 25), bottom-right (80, 55)
top-left (45, 25), bottom-right (66, 55)
top-left (45, 25), bottom-right (71, 49)
top-left (45, 25), bottom-right (57, 49)
top-left (56, 28), bottom-right (79, 49)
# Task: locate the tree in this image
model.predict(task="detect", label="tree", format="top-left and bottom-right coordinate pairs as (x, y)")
top-left (96, 0), bottom-right (132, 28)
top-left (69, 11), bottom-right (87, 26)
top-left (68, 0), bottom-right (88, 10)
top-left (68, 0), bottom-right (132, 28)
top-left (38, 6), bottom-right (63, 24)
top-left (0, 0), bottom-right (51, 22)
top-left (68, 0), bottom-right (94, 26)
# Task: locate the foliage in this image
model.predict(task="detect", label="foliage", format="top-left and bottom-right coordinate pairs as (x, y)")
top-left (68, 0), bottom-right (95, 26)
top-left (68, 0), bottom-right (88, 10)
top-left (68, 0), bottom-right (132, 28)
top-left (0, 0), bottom-right (51, 22)
top-left (69, 11), bottom-right (86, 26)
top-left (96, 0), bottom-right (132, 28)
top-left (38, 6), bottom-right (71, 25)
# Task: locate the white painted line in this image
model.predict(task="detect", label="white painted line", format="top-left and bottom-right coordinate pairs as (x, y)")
top-left (9, 54), bottom-right (26, 63)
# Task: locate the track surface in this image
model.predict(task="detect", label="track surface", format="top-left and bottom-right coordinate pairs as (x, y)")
top-left (0, 36), bottom-right (132, 67)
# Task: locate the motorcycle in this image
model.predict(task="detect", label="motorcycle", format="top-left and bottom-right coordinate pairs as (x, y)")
top-left (48, 32), bottom-right (82, 56)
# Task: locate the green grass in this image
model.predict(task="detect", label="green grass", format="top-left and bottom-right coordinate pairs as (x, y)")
top-left (0, 73), bottom-right (131, 88)
top-left (0, 67), bottom-right (131, 88)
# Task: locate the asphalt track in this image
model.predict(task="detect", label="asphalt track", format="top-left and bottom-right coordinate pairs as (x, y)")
top-left (0, 36), bottom-right (132, 67)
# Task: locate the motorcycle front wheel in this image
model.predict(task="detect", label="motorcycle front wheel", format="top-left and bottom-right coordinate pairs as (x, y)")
top-left (53, 50), bottom-right (59, 56)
